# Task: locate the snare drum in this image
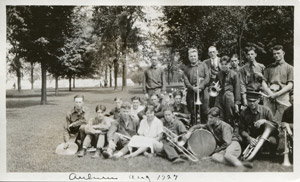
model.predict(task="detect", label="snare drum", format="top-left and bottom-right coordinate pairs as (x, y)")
top-left (187, 129), bottom-right (216, 158)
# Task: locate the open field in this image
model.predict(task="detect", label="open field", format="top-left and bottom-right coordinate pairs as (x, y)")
top-left (6, 86), bottom-right (293, 172)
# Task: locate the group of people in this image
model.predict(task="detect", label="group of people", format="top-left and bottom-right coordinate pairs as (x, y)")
top-left (62, 44), bottom-right (293, 170)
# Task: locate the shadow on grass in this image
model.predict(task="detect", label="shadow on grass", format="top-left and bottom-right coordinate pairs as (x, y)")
top-left (6, 100), bottom-right (56, 109)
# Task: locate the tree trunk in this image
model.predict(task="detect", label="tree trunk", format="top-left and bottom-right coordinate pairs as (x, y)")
top-left (69, 76), bottom-right (72, 91)
top-left (167, 70), bottom-right (171, 85)
top-left (122, 57), bottom-right (127, 91)
top-left (31, 62), bottom-right (34, 90)
top-left (73, 76), bottom-right (75, 88)
top-left (41, 62), bottom-right (47, 105)
top-left (16, 68), bottom-right (21, 93)
top-left (55, 75), bottom-right (59, 96)
top-left (105, 65), bottom-right (108, 88)
top-left (109, 65), bottom-right (112, 87)
top-left (113, 59), bottom-right (118, 90)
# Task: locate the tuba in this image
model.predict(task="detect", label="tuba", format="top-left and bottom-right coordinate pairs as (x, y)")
top-left (208, 81), bottom-right (221, 97)
top-left (242, 121), bottom-right (277, 161)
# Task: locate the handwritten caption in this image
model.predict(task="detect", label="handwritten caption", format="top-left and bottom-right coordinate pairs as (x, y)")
top-left (68, 173), bottom-right (179, 182)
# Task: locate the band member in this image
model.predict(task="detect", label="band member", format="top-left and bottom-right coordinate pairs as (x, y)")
top-left (130, 96), bottom-right (145, 120)
top-left (77, 105), bottom-right (113, 158)
top-left (106, 97), bottom-right (123, 119)
top-left (63, 95), bottom-right (89, 150)
top-left (185, 107), bottom-right (251, 169)
top-left (204, 46), bottom-right (221, 108)
top-left (239, 91), bottom-right (279, 157)
top-left (263, 45), bottom-right (294, 122)
top-left (138, 94), bottom-right (165, 120)
top-left (143, 56), bottom-right (166, 100)
top-left (183, 48), bottom-right (210, 124)
top-left (169, 90), bottom-right (191, 126)
top-left (103, 102), bottom-right (139, 159)
top-left (214, 56), bottom-right (241, 127)
top-left (124, 106), bottom-right (164, 158)
top-left (161, 107), bottom-right (188, 163)
top-left (239, 47), bottom-right (267, 109)
top-left (230, 54), bottom-right (241, 73)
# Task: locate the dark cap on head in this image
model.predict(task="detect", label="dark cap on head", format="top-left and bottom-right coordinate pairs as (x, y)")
top-left (246, 91), bottom-right (261, 101)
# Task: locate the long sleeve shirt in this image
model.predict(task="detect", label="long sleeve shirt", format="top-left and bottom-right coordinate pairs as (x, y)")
top-left (137, 104), bottom-right (165, 120)
top-left (239, 62), bottom-right (265, 93)
top-left (183, 62), bottom-right (210, 91)
top-left (217, 70), bottom-right (241, 104)
top-left (107, 114), bottom-right (139, 142)
top-left (143, 66), bottom-right (166, 93)
top-left (63, 106), bottom-right (89, 142)
top-left (84, 116), bottom-right (113, 135)
top-left (239, 104), bottom-right (278, 139)
top-left (161, 118), bottom-right (187, 136)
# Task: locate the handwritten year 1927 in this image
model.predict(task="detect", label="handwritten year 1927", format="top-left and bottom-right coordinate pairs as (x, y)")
top-left (129, 174), bottom-right (178, 182)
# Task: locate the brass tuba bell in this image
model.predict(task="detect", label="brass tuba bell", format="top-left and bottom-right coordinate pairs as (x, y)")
top-left (208, 81), bottom-right (221, 97)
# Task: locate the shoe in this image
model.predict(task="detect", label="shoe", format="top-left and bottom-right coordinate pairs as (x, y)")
top-left (102, 149), bottom-right (112, 159)
top-left (172, 158), bottom-right (185, 164)
top-left (77, 148), bottom-right (86, 157)
top-left (92, 148), bottom-right (102, 159)
top-left (242, 161), bottom-right (253, 169)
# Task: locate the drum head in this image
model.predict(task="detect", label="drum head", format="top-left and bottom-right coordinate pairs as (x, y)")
top-left (187, 129), bottom-right (216, 158)
top-left (55, 142), bottom-right (78, 155)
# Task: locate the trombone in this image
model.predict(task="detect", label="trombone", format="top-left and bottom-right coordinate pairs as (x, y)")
top-left (163, 127), bottom-right (199, 162)
top-left (194, 70), bottom-right (203, 125)
top-left (115, 132), bottom-right (131, 141)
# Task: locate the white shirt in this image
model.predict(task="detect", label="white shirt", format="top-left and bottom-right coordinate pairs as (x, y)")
top-left (130, 105), bottom-right (144, 118)
top-left (138, 117), bottom-right (163, 138)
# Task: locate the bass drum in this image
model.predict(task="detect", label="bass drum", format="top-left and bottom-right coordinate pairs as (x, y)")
top-left (187, 129), bottom-right (216, 158)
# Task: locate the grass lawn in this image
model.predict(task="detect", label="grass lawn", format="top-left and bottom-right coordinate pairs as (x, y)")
top-left (6, 86), bottom-right (293, 172)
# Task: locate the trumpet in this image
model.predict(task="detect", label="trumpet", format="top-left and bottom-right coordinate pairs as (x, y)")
top-left (208, 81), bottom-right (221, 97)
top-left (242, 121), bottom-right (276, 161)
top-left (163, 127), bottom-right (199, 162)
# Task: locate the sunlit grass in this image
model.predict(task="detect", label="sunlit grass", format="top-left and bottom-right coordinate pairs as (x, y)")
top-left (6, 86), bottom-right (293, 172)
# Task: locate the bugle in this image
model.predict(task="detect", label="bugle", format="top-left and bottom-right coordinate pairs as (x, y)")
top-left (242, 121), bottom-right (276, 161)
top-left (163, 127), bottom-right (199, 162)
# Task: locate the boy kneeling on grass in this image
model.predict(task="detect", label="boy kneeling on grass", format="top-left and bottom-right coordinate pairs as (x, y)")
top-left (185, 107), bottom-right (252, 169)
top-left (78, 104), bottom-right (113, 158)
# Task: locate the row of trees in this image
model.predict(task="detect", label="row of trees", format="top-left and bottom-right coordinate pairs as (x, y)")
top-left (7, 6), bottom-right (294, 104)
top-left (163, 6), bottom-right (294, 66)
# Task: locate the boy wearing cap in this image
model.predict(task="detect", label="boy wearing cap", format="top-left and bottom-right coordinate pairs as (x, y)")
top-left (183, 48), bottom-right (210, 124)
top-left (239, 91), bottom-right (279, 157)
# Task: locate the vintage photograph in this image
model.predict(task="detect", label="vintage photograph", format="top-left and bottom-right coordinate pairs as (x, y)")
top-left (2, 1), bottom-right (298, 181)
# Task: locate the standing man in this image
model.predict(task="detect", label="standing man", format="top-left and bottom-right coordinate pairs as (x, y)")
top-left (63, 95), bottom-right (89, 150)
top-left (230, 54), bottom-right (241, 73)
top-left (214, 56), bottom-right (241, 127)
top-left (204, 46), bottom-right (221, 108)
top-left (143, 56), bottom-right (166, 100)
top-left (263, 45), bottom-right (293, 122)
top-left (183, 48), bottom-right (210, 124)
top-left (239, 47), bottom-right (267, 109)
